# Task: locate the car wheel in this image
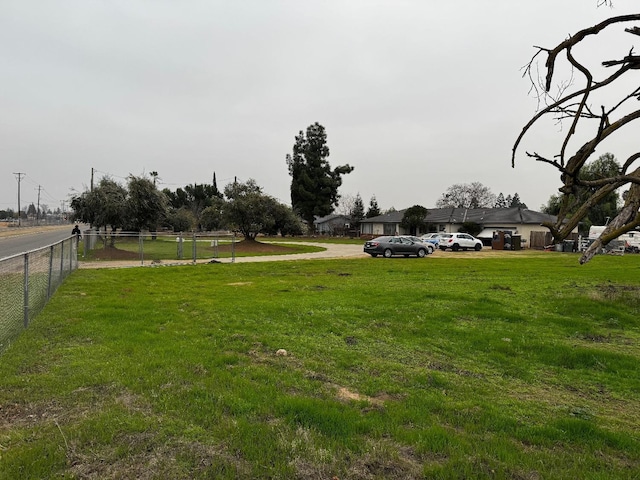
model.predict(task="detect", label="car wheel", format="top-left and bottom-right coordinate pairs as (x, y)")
top-left (439, 246), bottom-right (446, 251)
top-left (474, 244), bottom-right (482, 251)
top-left (417, 248), bottom-right (426, 258)
top-left (452, 244), bottom-right (460, 251)
top-left (384, 249), bottom-right (393, 258)
top-left (370, 253), bottom-right (378, 257)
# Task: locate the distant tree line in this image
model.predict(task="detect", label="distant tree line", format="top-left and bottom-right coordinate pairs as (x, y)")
top-left (70, 174), bottom-right (304, 242)
top-left (435, 182), bottom-right (527, 209)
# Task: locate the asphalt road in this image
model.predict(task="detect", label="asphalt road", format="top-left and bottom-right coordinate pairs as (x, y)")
top-left (0, 225), bottom-right (75, 260)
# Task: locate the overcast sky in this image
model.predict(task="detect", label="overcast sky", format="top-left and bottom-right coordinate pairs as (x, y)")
top-left (1, 1), bottom-right (638, 216)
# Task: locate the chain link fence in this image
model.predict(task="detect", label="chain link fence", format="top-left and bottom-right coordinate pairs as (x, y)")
top-left (80, 230), bottom-right (239, 265)
top-left (0, 236), bottom-right (78, 355)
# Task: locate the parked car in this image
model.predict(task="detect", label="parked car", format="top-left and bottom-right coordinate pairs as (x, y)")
top-left (438, 233), bottom-right (483, 251)
top-left (420, 233), bottom-right (442, 249)
top-left (364, 236), bottom-right (429, 258)
top-left (399, 235), bottom-right (435, 254)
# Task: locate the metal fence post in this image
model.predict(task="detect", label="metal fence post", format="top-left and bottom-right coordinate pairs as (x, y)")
top-left (70, 238), bottom-right (75, 272)
top-left (139, 234), bottom-right (144, 266)
top-left (177, 234), bottom-right (183, 259)
top-left (23, 253), bottom-right (29, 328)
top-left (192, 232), bottom-right (197, 263)
top-left (59, 240), bottom-right (65, 282)
top-left (47, 245), bottom-right (54, 299)
top-left (231, 233), bottom-right (236, 263)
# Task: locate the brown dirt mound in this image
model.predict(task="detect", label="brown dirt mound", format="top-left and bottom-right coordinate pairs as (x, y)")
top-left (91, 240), bottom-right (299, 260)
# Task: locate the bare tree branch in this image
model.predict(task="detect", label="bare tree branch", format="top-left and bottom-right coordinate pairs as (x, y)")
top-left (513, 13), bottom-right (640, 262)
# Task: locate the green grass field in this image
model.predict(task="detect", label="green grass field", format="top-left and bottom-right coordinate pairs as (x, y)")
top-left (1, 253), bottom-right (639, 479)
top-left (81, 236), bottom-right (326, 262)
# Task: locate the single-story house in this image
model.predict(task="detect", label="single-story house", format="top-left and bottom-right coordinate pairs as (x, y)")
top-left (360, 207), bottom-right (578, 248)
top-left (314, 214), bottom-right (351, 235)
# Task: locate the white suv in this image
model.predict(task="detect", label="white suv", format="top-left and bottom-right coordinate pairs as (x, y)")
top-left (438, 233), bottom-right (483, 251)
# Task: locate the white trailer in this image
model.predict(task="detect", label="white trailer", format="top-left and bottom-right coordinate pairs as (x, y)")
top-left (582, 225), bottom-right (640, 253)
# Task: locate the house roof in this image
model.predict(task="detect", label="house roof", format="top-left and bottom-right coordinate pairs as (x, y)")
top-left (361, 210), bottom-right (406, 223)
top-left (314, 214), bottom-right (350, 225)
top-left (360, 207), bottom-right (557, 225)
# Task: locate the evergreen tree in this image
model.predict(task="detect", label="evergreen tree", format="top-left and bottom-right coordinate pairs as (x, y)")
top-left (286, 122), bottom-right (354, 232)
top-left (494, 193), bottom-right (507, 208)
top-left (505, 194), bottom-right (513, 207)
top-left (366, 195), bottom-right (382, 218)
top-left (350, 193), bottom-right (365, 230)
top-left (509, 193), bottom-right (522, 208)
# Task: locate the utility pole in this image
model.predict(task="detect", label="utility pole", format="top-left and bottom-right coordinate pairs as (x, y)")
top-left (13, 172), bottom-right (24, 227)
top-left (91, 167), bottom-right (94, 191)
top-left (36, 185), bottom-right (41, 226)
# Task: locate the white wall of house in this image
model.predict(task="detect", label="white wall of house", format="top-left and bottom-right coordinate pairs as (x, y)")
top-left (363, 221), bottom-right (577, 247)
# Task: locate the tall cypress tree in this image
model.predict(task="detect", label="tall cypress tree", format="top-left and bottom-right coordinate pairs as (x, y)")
top-left (286, 123), bottom-right (354, 232)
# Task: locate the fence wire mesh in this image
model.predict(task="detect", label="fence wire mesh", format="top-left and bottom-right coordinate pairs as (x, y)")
top-left (80, 230), bottom-right (238, 265)
top-left (0, 237), bottom-right (77, 355)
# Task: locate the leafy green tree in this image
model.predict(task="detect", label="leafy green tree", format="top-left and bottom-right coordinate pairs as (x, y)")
top-left (126, 175), bottom-right (167, 232)
top-left (400, 205), bottom-right (429, 235)
top-left (277, 208), bottom-right (304, 237)
top-left (577, 153), bottom-right (620, 227)
top-left (165, 207), bottom-right (196, 232)
top-left (262, 202), bottom-right (304, 237)
top-left (494, 193), bottom-right (507, 208)
top-left (223, 179), bottom-right (279, 240)
top-left (459, 221), bottom-right (482, 237)
top-left (199, 197), bottom-right (226, 232)
top-left (163, 182), bottom-right (222, 226)
top-left (286, 122), bottom-right (354, 232)
top-left (541, 194), bottom-right (562, 215)
top-left (71, 177), bottom-right (127, 246)
top-left (366, 195), bottom-right (382, 218)
top-left (541, 153), bottom-right (620, 234)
